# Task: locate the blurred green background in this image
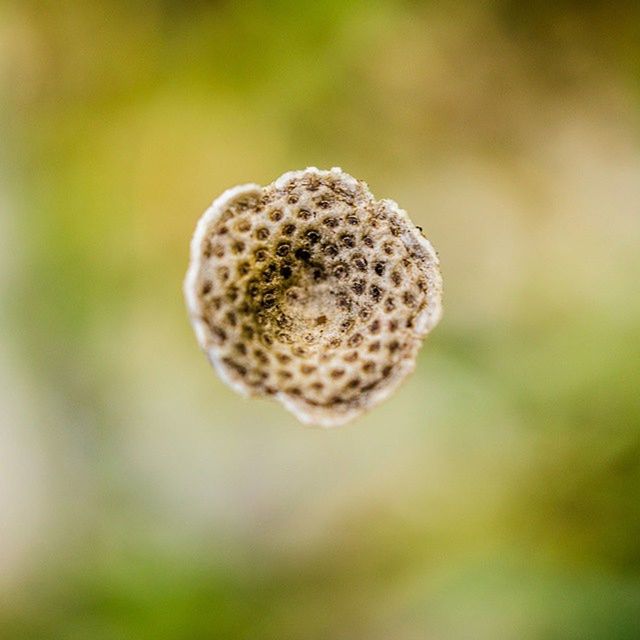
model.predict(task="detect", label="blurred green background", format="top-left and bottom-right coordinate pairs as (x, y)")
top-left (1, 1), bottom-right (640, 638)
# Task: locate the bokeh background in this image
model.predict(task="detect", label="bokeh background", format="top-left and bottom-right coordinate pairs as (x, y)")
top-left (2, 1), bottom-right (640, 638)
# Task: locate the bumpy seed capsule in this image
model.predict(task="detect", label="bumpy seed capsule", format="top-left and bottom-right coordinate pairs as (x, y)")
top-left (184, 167), bottom-right (442, 427)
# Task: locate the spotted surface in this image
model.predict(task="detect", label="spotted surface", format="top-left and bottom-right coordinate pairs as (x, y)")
top-left (185, 167), bottom-right (442, 426)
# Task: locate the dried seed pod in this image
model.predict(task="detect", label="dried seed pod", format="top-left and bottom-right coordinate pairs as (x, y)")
top-left (184, 167), bottom-right (442, 427)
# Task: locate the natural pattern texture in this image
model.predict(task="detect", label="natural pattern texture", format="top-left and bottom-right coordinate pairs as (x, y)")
top-left (185, 168), bottom-right (442, 425)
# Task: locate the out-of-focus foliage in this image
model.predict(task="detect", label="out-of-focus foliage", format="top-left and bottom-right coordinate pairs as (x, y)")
top-left (1, 1), bottom-right (639, 638)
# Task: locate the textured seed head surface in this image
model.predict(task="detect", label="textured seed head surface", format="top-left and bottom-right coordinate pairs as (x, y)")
top-left (185, 167), bottom-right (442, 427)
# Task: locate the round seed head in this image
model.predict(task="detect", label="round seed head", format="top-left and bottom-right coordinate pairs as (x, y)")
top-left (184, 167), bottom-right (443, 427)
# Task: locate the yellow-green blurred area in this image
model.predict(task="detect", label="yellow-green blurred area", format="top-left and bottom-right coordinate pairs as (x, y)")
top-left (1, 0), bottom-right (640, 637)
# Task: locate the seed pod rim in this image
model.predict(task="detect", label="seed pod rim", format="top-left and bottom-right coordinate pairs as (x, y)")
top-left (184, 167), bottom-right (443, 427)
